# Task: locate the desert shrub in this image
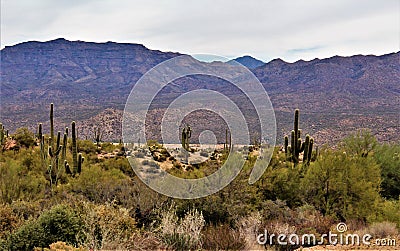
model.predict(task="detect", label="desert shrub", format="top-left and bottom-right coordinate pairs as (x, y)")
top-left (372, 199), bottom-right (400, 228)
top-left (236, 212), bottom-right (263, 250)
top-left (176, 196), bottom-right (230, 225)
top-left (202, 224), bottom-right (246, 250)
top-left (69, 165), bottom-right (129, 203)
top-left (259, 221), bottom-right (300, 251)
top-left (8, 204), bottom-right (82, 250)
top-left (77, 140), bottom-right (97, 154)
top-left (124, 231), bottom-right (162, 250)
top-left (99, 142), bottom-right (117, 152)
top-left (295, 204), bottom-right (335, 235)
top-left (77, 201), bottom-right (136, 250)
top-left (368, 221), bottom-right (398, 238)
top-left (10, 200), bottom-right (43, 220)
top-left (34, 241), bottom-right (86, 251)
top-left (0, 204), bottom-right (22, 239)
top-left (13, 127), bottom-right (35, 148)
top-left (260, 165), bottom-right (302, 208)
top-left (158, 206), bottom-right (204, 250)
top-left (0, 159), bottom-right (46, 203)
top-left (99, 157), bottom-right (134, 177)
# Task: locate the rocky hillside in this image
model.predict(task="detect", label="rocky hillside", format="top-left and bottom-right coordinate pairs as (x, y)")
top-left (1, 39), bottom-right (399, 144)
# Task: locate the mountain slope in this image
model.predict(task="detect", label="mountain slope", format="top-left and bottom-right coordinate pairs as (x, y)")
top-left (1, 39), bottom-right (399, 144)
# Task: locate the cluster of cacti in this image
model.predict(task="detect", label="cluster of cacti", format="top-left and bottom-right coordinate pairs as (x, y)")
top-left (181, 124), bottom-right (192, 151)
top-left (38, 104), bottom-right (84, 188)
top-left (284, 109), bottom-right (315, 165)
top-left (224, 128), bottom-right (232, 152)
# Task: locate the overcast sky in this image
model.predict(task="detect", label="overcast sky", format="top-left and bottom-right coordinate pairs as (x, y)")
top-left (1, 0), bottom-right (399, 62)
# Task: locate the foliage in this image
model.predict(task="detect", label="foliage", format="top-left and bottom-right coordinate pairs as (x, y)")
top-left (367, 221), bottom-right (398, 238)
top-left (8, 204), bottom-right (82, 250)
top-left (374, 143), bottom-right (400, 199)
top-left (0, 157), bottom-right (46, 203)
top-left (34, 241), bottom-right (86, 251)
top-left (13, 127), bottom-right (35, 148)
top-left (99, 157), bottom-right (134, 177)
top-left (158, 206), bottom-right (205, 250)
top-left (0, 204), bottom-right (22, 239)
top-left (342, 129), bottom-right (377, 157)
top-left (0, 124), bottom-right (399, 250)
top-left (202, 224), bottom-right (246, 250)
top-left (302, 148), bottom-right (381, 220)
top-left (69, 165), bottom-right (129, 203)
top-left (76, 201), bottom-right (136, 250)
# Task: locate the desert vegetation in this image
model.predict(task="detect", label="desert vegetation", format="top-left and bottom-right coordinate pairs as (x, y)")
top-left (0, 104), bottom-right (399, 251)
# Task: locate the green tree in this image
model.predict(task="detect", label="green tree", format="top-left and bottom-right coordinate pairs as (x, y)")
top-left (374, 143), bottom-right (400, 199)
top-left (302, 148), bottom-right (381, 221)
top-left (13, 128), bottom-right (35, 148)
top-left (342, 129), bottom-right (377, 157)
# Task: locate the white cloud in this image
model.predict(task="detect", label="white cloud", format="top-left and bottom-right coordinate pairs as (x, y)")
top-left (1, 0), bottom-right (399, 62)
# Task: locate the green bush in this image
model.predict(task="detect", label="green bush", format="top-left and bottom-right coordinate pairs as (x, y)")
top-left (374, 144), bottom-right (400, 199)
top-left (13, 128), bottom-right (35, 148)
top-left (0, 158), bottom-right (46, 203)
top-left (8, 204), bottom-right (82, 250)
top-left (70, 165), bottom-right (130, 203)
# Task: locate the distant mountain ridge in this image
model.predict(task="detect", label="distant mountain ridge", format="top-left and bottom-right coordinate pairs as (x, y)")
top-left (228, 55), bottom-right (265, 68)
top-left (1, 38), bottom-right (399, 144)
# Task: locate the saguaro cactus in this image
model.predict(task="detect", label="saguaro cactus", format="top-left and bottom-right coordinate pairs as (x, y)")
top-left (71, 121), bottom-right (78, 173)
top-left (50, 103), bottom-right (54, 148)
top-left (181, 125), bottom-right (192, 151)
top-left (0, 123), bottom-right (4, 145)
top-left (284, 109), bottom-right (315, 165)
top-left (0, 123), bottom-right (6, 151)
top-left (224, 128), bottom-right (232, 152)
top-left (66, 122), bottom-right (84, 176)
top-left (94, 127), bottom-right (103, 146)
top-left (61, 129), bottom-right (67, 162)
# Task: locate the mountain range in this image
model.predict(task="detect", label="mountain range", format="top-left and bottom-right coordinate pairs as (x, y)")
top-left (228, 55), bottom-right (265, 68)
top-left (1, 38), bottom-right (399, 144)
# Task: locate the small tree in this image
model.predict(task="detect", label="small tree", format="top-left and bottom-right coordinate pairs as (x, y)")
top-left (13, 128), bottom-right (35, 148)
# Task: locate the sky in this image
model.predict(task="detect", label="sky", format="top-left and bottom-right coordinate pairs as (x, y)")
top-left (1, 0), bottom-right (399, 62)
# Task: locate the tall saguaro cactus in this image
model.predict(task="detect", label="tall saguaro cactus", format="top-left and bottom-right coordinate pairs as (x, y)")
top-left (61, 129), bottom-right (68, 162)
top-left (50, 103), bottom-right (54, 148)
top-left (224, 128), bottom-right (232, 152)
top-left (71, 121), bottom-right (78, 173)
top-left (66, 121), bottom-right (84, 176)
top-left (284, 109), bottom-right (315, 165)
